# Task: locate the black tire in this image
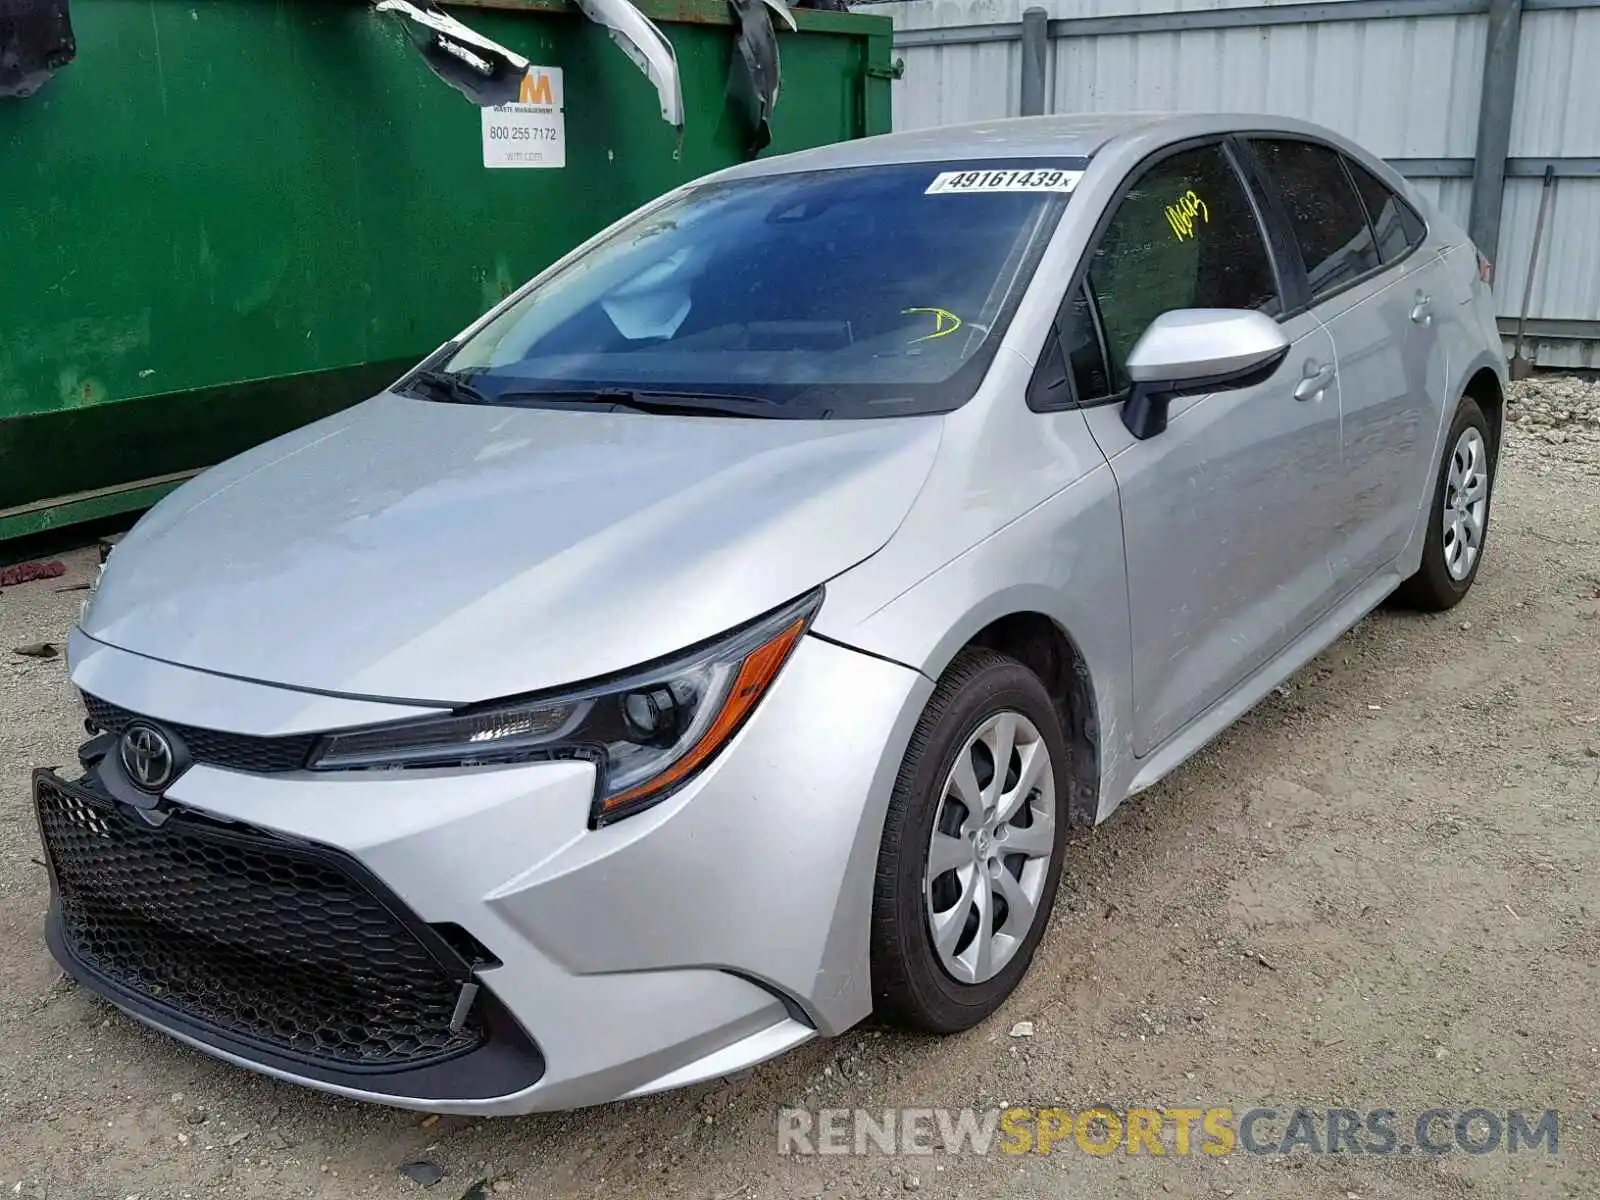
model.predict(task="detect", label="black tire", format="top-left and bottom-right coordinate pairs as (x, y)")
top-left (870, 647), bottom-right (1070, 1033)
top-left (1393, 394), bottom-right (1494, 612)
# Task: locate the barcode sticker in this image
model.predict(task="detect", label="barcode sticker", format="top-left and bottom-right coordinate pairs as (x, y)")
top-left (926, 168), bottom-right (1084, 195)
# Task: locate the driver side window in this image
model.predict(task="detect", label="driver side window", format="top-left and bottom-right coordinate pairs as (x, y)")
top-left (1075, 143), bottom-right (1280, 399)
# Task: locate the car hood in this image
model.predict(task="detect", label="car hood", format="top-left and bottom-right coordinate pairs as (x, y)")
top-left (84, 393), bottom-right (942, 704)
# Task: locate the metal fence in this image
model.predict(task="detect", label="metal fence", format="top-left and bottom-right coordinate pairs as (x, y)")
top-left (876, 0), bottom-right (1600, 367)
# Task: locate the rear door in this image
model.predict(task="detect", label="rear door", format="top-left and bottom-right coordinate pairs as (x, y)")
top-left (1245, 138), bottom-right (1447, 582)
top-left (1343, 154), bottom-right (1456, 551)
top-left (1066, 140), bottom-right (1344, 756)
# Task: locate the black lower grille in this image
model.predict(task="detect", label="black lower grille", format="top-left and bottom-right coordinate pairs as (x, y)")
top-left (82, 693), bottom-right (316, 774)
top-left (35, 774), bottom-right (484, 1071)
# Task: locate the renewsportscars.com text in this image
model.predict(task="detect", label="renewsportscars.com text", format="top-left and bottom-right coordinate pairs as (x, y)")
top-left (777, 1106), bottom-right (1559, 1158)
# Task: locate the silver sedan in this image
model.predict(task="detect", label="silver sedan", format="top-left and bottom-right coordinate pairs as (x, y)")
top-left (37, 112), bottom-right (1506, 1113)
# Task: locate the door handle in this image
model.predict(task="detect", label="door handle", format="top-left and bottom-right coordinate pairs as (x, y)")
top-left (1294, 361), bottom-right (1335, 402)
top-left (1410, 291), bottom-right (1433, 326)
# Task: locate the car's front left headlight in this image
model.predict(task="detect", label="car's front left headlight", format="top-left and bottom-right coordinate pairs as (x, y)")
top-left (309, 588), bottom-right (822, 826)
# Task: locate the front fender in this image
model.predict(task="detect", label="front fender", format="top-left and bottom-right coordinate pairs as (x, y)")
top-left (815, 457), bottom-right (1133, 823)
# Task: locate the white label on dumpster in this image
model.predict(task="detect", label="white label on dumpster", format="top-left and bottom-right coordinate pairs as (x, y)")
top-left (482, 67), bottom-right (565, 169)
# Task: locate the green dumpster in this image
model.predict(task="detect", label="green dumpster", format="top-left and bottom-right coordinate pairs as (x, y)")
top-left (0, 0), bottom-right (894, 544)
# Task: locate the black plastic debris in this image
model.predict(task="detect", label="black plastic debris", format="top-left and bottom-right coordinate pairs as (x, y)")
top-left (375, 0), bottom-right (529, 107)
top-left (727, 0), bottom-right (785, 157)
top-left (399, 1159), bottom-right (446, 1189)
top-left (0, 0), bottom-right (75, 100)
top-left (376, 0), bottom-right (685, 131)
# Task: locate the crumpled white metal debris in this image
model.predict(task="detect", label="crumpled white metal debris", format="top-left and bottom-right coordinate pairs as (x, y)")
top-left (570, 0), bottom-right (684, 131)
top-left (376, 0), bottom-right (683, 135)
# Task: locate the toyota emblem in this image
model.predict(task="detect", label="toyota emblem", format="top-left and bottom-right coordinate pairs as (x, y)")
top-left (120, 723), bottom-right (176, 792)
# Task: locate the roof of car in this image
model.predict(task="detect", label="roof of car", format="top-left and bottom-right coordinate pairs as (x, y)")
top-left (714, 112), bottom-right (1353, 181)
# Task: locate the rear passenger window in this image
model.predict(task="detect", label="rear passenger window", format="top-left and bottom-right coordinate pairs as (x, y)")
top-left (1085, 143), bottom-right (1281, 392)
top-left (1251, 139), bottom-right (1381, 297)
top-left (1343, 156), bottom-right (1426, 263)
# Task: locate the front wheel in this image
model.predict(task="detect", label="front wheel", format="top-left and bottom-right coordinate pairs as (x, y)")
top-left (870, 648), bottom-right (1069, 1033)
top-left (1393, 395), bottom-right (1494, 611)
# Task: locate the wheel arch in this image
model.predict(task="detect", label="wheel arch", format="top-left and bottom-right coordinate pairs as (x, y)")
top-left (913, 597), bottom-right (1105, 829)
top-left (1462, 364), bottom-right (1506, 465)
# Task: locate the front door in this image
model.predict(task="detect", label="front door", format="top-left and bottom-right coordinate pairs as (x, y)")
top-left (1067, 140), bottom-right (1345, 756)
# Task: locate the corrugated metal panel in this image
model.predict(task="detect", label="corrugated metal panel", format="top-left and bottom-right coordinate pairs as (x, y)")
top-left (885, 0), bottom-right (1407, 128)
top-left (1511, 9), bottom-right (1600, 156)
top-left (881, 0), bottom-right (1600, 350)
top-left (1497, 8), bottom-right (1600, 359)
top-left (1494, 179), bottom-right (1600, 322)
top-left (885, 0), bottom-right (1386, 28)
top-left (895, 42), bottom-right (1023, 128)
top-left (887, 0), bottom-right (1486, 154)
top-left (1521, 337), bottom-right (1600, 369)
top-left (1517, 341), bottom-right (1594, 368)
top-left (1408, 177), bottom-right (1473, 228)
top-left (1042, 14), bottom-right (1484, 156)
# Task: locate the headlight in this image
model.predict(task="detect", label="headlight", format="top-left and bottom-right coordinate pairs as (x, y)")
top-left (310, 589), bottom-right (822, 825)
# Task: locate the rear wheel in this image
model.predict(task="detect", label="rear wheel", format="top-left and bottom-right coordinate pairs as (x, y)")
top-left (1394, 395), bottom-right (1494, 611)
top-left (870, 648), bottom-right (1069, 1033)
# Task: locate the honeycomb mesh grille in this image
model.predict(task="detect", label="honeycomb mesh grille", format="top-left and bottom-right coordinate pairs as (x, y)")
top-left (36, 776), bottom-right (483, 1070)
top-left (82, 693), bottom-right (316, 774)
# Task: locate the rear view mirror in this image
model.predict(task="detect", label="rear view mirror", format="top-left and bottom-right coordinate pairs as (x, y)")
top-left (1121, 309), bottom-right (1290, 440)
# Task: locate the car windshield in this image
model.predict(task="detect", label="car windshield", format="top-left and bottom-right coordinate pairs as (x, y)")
top-left (435, 160), bottom-right (1083, 418)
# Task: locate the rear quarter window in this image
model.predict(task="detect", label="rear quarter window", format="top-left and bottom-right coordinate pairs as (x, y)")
top-left (1342, 156), bottom-right (1427, 263)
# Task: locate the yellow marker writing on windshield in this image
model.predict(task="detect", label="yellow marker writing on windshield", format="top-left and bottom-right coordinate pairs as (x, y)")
top-left (903, 307), bottom-right (964, 344)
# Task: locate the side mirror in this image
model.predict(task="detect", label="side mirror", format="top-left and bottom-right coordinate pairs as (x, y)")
top-left (1120, 309), bottom-right (1290, 440)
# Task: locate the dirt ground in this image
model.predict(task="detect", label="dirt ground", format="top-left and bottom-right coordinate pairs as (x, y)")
top-left (2, 379), bottom-right (1597, 1200)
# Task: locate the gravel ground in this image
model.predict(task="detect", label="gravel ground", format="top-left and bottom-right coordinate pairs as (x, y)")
top-left (2, 377), bottom-right (1598, 1200)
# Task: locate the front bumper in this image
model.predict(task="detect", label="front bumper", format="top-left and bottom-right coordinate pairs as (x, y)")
top-left (43, 631), bottom-right (930, 1113)
top-left (35, 769), bottom-right (548, 1101)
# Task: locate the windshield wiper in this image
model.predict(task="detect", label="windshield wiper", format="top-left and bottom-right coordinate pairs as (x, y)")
top-left (404, 369), bottom-right (489, 406)
top-left (496, 388), bottom-right (793, 418)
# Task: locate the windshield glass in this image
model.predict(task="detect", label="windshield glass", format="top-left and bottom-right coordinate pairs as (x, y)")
top-left (437, 160), bottom-right (1083, 417)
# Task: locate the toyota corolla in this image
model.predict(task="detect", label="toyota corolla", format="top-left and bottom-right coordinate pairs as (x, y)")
top-left (34, 113), bottom-right (1506, 1113)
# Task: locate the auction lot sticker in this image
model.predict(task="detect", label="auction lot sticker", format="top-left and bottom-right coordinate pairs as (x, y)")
top-left (483, 67), bottom-right (565, 168)
top-left (926, 168), bottom-right (1083, 194)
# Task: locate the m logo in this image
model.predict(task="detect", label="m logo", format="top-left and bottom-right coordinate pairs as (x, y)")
top-left (519, 71), bottom-right (553, 105)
